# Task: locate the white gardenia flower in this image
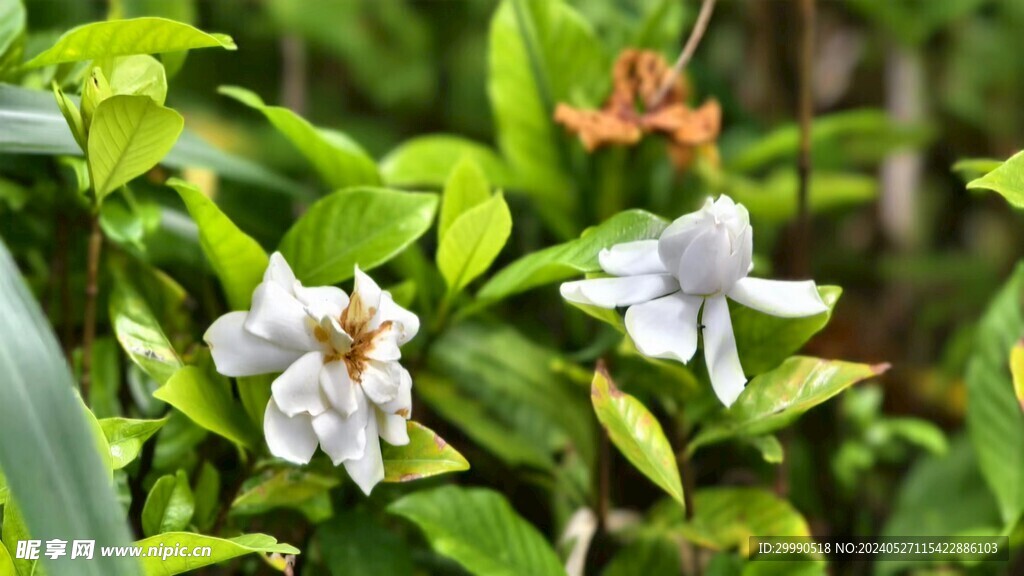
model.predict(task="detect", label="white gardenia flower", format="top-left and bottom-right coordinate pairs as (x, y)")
top-left (561, 195), bottom-right (827, 407)
top-left (204, 252), bottom-right (419, 495)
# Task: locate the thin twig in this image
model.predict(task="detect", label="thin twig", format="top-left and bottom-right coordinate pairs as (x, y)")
top-left (80, 214), bottom-right (103, 401)
top-left (795, 0), bottom-right (816, 278)
top-left (650, 0), bottom-right (718, 107)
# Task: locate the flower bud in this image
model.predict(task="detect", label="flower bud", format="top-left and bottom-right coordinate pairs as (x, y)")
top-left (657, 196), bottom-right (752, 296)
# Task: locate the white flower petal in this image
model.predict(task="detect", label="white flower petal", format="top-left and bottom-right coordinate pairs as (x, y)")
top-left (205, 311), bottom-right (304, 377)
top-left (559, 274), bottom-right (679, 309)
top-left (320, 360), bottom-right (358, 416)
top-left (264, 399), bottom-right (318, 464)
top-left (271, 351), bottom-right (328, 417)
top-left (701, 295), bottom-right (747, 407)
top-left (727, 277), bottom-right (828, 318)
top-left (678, 227), bottom-right (731, 295)
top-left (312, 396), bottom-right (369, 465)
top-left (373, 291), bottom-right (420, 345)
top-left (245, 280), bottom-right (319, 350)
top-left (376, 409), bottom-right (410, 446)
top-left (320, 316), bottom-right (353, 353)
top-left (343, 414), bottom-right (384, 495)
top-left (378, 366), bottom-right (413, 418)
top-left (359, 361), bottom-right (400, 405)
top-left (658, 199), bottom-right (714, 276)
top-left (294, 284), bottom-right (349, 320)
top-left (352, 265), bottom-right (383, 312)
top-left (598, 240), bottom-right (667, 276)
top-left (265, 252), bottom-right (298, 291)
top-left (365, 322), bottom-right (401, 362)
top-left (624, 292), bottom-right (703, 363)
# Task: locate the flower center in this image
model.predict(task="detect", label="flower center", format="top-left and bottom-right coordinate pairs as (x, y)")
top-left (313, 291), bottom-right (393, 384)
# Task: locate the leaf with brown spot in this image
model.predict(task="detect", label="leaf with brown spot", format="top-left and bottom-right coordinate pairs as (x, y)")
top-left (382, 421), bottom-right (470, 483)
top-left (591, 364), bottom-right (684, 507)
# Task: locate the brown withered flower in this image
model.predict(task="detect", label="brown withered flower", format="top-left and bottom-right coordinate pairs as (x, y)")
top-left (554, 49), bottom-right (720, 169)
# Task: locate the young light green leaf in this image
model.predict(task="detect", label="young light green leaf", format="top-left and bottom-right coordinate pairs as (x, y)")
top-left (135, 532), bottom-right (299, 575)
top-left (53, 82), bottom-right (86, 151)
top-left (439, 158), bottom-right (491, 241)
top-left (680, 488), bottom-right (812, 556)
top-left (142, 470), bottom-right (194, 537)
top-left (168, 178), bottom-right (268, 310)
top-left (109, 280), bottom-right (182, 386)
top-left (381, 134), bottom-right (513, 189)
top-left (479, 209), bottom-right (667, 302)
top-left (745, 435), bottom-right (784, 464)
top-left (230, 469), bottom-right (339, 517)
top-left (0, 539), bottom-right (14, 576)
top-left (731, 286), bottom-right (841, 375)
top-left (966, 264), bottom-right (1024, 526)
top-left (389, 485), bottom-right (566, 576)
top-left (967, 150), bottom-right (1024, 209)
top-left (88, 94), bottom-right (183, 202)
top-left (690, 357), bottom-right (889, 453)
top-left (438, 193), bottom-right (512, 294)
top-left (103, 55), bottom-right (169, 106)
top-left (382, 421), bottom-right (470, 483)
top-left (591, 365), bottom-right (684, 507)
top-left (26, 17), bottom-right (235, 67)
top-left (219, 85), bottom-right (379, 190)
top-left (1011, 340), bottom-right (1024, 413)
top-left (154, 365), bottom-right (258, 449)
top-left (278, 187), bottom-right (438, 285)
top-left (99, 417), bottom-right (168, 470)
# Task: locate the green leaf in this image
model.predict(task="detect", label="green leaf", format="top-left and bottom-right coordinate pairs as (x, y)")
top-left (219, 85), bottom-right (379, 190)
top-left (438, 193), bottom-right (512, 295)
top-left (168, 178), bottom-right (268, 310)
top-left (26, 17), bottom-right (235, 67)
top-left (88, 94), bottom-right (183, 202)
top-left (591, 365), bottom-right (684, 506)
top-left (0, 540), bottom-right (14, 576)
top-left (603, 537), bottom-right (681, 576)
top-left (0, 240), bottom-right (137, 576)
top-left (135, 532), bottom-right (299, 575)
top-left (389, 485), bottom-right (566, 576)
top-left (53, 82), bottom-right (86, 151)
top-left (1012, 340), bottom-right (1024, 413)
top-left (154, 365), bottom-right (259, 449)
top-left (99, 417), bottom-right (168, 470)
top-left (479, 209), bottom-right (667, 302)
top-left (230, 469), bottom-right (339, 518)
top-left (725, 171), bottom-right (876, 224)
top-left (952, 158), bottom-right (1003, 182)
top-left (316, 510), bottom-right (414, 576)
top-left (278, 187), bottom-right (438, 285)
top-left (745, 435), bottom-right (784, 464)
top-left (2, 499), bottom-right (37, 576)
top-left (731, 286), bottom-right (841, 375)
top-left (0, 0), bottom-right (25, 61)
top-left (966, 263), bottom-right (1024, 526)
top-left (381, 134), bottom-right (513, 189)
top-left (381, 421), bottom-right (470, 483)
top-left (691, 357), bottom-right (888, 452)
top-left (192, 461), bottom-right (220, 531)
top-left (439, 157), bottom-right (491, 241)
top-left (103, 55), bottom-right (169, 106)
top-left (680, 488), bottom-right (811, 556)
top-left (142, 470), bottom-right (194, 537)
top-left (109, 280), bottom-right (182, 386)
top-left (967, 150), bottom-right (1024, 209)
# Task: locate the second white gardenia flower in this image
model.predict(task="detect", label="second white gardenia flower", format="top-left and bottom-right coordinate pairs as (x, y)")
top-left (204, 252), bottom-right (419, 495)
top-left (561, 195), bottom-right (827, 407)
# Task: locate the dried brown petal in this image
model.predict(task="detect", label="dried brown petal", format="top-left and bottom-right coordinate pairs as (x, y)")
top-left (554, 104), bottom-right (643, 152)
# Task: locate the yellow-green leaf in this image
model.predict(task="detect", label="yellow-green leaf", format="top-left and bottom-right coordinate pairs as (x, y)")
top-left (967, 150), bottom-right (1024, 209)
top-left (438, 158), bottom-right (491, 241)
top-left (99, 417), bottom-right (168, 470)
top-left (136, 532), bottom-right (298, 575)
top-left (1012, 340), bottom-right (1024, 414)
top-left (438, 192), bottom-right (512, 295)
top-left (141, 470), bottom-right (194, 537)
top-left (680, 488), bottom-right (812, 557)
top-left (382, 421), bottom-right (470, 483)
top-left (154, 365), bottom-right (258, 449)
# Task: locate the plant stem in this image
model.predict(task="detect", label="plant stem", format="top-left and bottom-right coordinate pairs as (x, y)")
top-left (650, 0), bottom-right (718, 106)
top-left (80, 214), bottom-right (103, 402)
top-left (795, 0), bottom-right (816, 278)
top-left (597, 428), bottom-right (610, 529)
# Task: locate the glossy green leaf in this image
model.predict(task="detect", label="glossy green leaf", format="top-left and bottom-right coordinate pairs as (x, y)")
top-left (278, 187), bottom-right (438, 285)
top-left (389, 485), bottom-right (565, 576)
top-left (591, 366), bottom-right (684, 506)
top-left (154, 365), bottom-right (259, 449)
top-left (381, 421), bottom-right (470, 483)
top-left (88, 94), bottom-right (183, 201)
top-left (135, 532), bottom-right (298, 575)
top-left (316, 510), bottom-right (414, 576)
top-left (219, 85), bottom-right (379, 190)
top-left (230, 469), bottom-right (339, 517)
top-left (966, 264), bottom-right (1024, 526)
top-left (0, 0), bottom-right (25, 61)
top-left (381, 134), bottom-right (513, 189)
top-left (691, 357), bottom-right (888, 452)
top-left (103, 55), bottom-right (169, 106)
top-left (52, 82), bottom-right (86, 151)
top-left (168, 178), bottom-right (268, 310)
top-left (26, 17), bottom-right (235, 67)
top-left (439, 157), bottom-right (491, 241)
top-left (731, 286), bottom-right (841, 375)
top-left (438, 193), bottom-right (512, 294)
top-left (109, 280), bottom-right (182, 386)
top-left (0, 241), bottom-right (138, 576)
top-left (99, 417), bottom-right (168, 470)
top-left (602, 537), bottom-right (680, 576)
top-left (191, 461), bottom-right (220, 532)
top-left (680, 488), bottom-right (812, 556)
top-left (1011, 340), bottom-right (1024, 413)
top-left (480, 209), bottom-right (667, 302)
top-left (142, 470), bottom-right (194, 537)
top-left (967, 150), bottom-right (1024, 209)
